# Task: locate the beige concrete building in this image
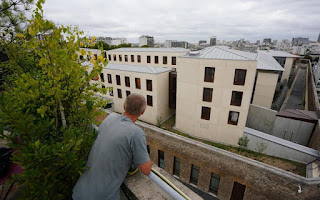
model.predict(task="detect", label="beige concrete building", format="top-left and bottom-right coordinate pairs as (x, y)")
top-left (251, 52), bottom-right (284, 108)
top-left (105, 48), bottom-right (189, 70)
top-left (258, 50), bottom-right (300, 83)
top-left (84, 61), bottom-right (174, 124)
top-left (175, 47), bottom-right (258, 145)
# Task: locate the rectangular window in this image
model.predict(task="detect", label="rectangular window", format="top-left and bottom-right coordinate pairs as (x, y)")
top-left (201, 106), bottom-right (211, 120)
top-left (131, 55), bottom-right (134, 62)
top-left (146, 79), bottom-right (152, 91)
top-left (109, 87), bottom-right (113, 96)
top-left (117, 89), bottom-right (122, 99)
top-left (125, 55), bottom-right (128, 62)
top-left (209, 172), bottom-right (220, 195)
top-left (125, 76), bottom-right (130, 87)
top-left (147, 95), bottom-right (153, 106)
top-left (119, 55), bottom-right (122, 61)
top-left (113, 54), bottom-right (116, 61)
top-left (173, 157), bottom-right (181, 177)
top-left (230, 91), bottom-right (243, 106)
top-left (108, 54), bottom-right (111, 61)
top-left (158, 150), bottom-right (164, 169)
top-left (100, 73), bottom-right (105, 82)
top-left (172, 57), bottom-right (176, 65)
top-left (234, 69), bottom-right (247, 85)
top-left (102, 85), bottom-right (105, 88)
top-left (138, 55), bottom-right (141, 63)
top-left (190, 164), bottom-right (200, 185)
top-left (204, 67), bottom-right (215, 82)
top-left (116, 75), bottom-right (121, 85)
top-left (147, 56), bottom-right (151, 63)
top-left (155, 56), bottom-right (159, 64)
top-left (228, 111), bottom-right (239, 125)
top-left (135, 78), bottom-right (141, 89)
top-left (126, 90), bottom-right (131, 97)
top-left (163, 56), bottom-right (167, 64)
top-left (203, 88), bottom-right (213, 102)
top-left (107, 74), bottom-right (112, 84)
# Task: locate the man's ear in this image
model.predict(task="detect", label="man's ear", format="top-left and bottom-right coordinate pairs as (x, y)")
top-left (141, 109), bottom-right (146, 115)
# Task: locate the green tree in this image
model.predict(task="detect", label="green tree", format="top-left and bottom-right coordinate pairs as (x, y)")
top-left (141, 44), bottom-right (150, 47)
top-left (0, 0), bottom-right (108, 199)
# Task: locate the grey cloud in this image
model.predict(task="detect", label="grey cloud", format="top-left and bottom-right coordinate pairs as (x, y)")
top-left (42, 0), bottom-right (320, 43)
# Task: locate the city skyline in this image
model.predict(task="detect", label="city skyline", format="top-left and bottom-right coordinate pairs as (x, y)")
top-left (42, 0), bottom-right (320, 43)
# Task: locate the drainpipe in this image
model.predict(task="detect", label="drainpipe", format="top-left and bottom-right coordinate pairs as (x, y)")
top-left (149, 170), bottom-right (190, 200)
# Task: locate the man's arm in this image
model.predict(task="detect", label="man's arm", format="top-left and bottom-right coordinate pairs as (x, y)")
top-left (138, 159), bottom-right (152, 175)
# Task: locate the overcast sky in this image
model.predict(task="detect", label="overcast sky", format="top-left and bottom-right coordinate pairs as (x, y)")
top-left (42, 0), bottom-right (320, 43)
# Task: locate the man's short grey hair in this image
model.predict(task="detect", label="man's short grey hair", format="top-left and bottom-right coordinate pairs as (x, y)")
top-left (124, 93), bottom-right (147, 116)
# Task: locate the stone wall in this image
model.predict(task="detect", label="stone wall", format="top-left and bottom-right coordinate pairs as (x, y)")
top-left (136, 121), bottom-right (320, 200)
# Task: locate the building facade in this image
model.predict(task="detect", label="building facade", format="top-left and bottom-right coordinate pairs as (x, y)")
top-left (210, 36), bottom-right (217, 46)
top-left (175, 47), bottom-right (257, 145)
top-left (139, 35), bottom-right (155, 47)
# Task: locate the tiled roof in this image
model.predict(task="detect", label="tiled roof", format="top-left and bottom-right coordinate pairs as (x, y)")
top-left (82, 62), bottom-right (172, 74)
top-left (107, 48), bottom-right (189, 53)
top-left (258, 50), bottom-right (300, 58)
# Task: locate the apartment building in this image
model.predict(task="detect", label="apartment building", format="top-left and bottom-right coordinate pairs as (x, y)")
top-left (139, 35), bottom-right (155, 47)
top-left (84, 61), bottom-right (174, 124)
top-left (175, 47), bottom-right (257, 145)
top-left (105, 48), bottom-right (189, 70)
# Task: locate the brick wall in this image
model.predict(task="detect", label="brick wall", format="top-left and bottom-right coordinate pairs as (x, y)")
top-left (137, 122), bottom-right (320, 200)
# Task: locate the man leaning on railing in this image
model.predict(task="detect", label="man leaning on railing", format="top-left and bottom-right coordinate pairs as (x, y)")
top-left (72, 93), bottom-right (152, 200)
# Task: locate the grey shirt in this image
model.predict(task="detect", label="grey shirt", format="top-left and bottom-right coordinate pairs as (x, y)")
top-left (72, 113), bottom-right (150, 200)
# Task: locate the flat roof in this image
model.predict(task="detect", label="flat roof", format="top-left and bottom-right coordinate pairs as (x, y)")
top-left (107, 48), bottom-right (189, 53)
top-left (82, 61), bottom-right (172, 74)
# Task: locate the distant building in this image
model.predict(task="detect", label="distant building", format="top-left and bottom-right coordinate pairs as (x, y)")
top-left (199, 40), bottom-right (207, 45)
top-left (210, 36), bottom-right (217, 46)
top-left (164, 40), bottom-right (188, 48)
top-left (263, 38), bottom-right (272, 44)
top-left (139, 35), bottom-right (154, 47)
top-left (94, 37), bottom-right (127, 46)
top-left (292, 37), bottom-right (309, 46)
top-left (317, 33), bottom-right (320, 43)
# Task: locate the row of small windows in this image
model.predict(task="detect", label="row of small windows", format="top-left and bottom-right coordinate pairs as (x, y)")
top-left (100, 73), bottom-right (153, 91)
top-left (204, 67), bottom-right (247, 86)
top-left (108, 54), bottom-right (177, 65)
top-left (155, 149), bottom-right (220, 195)
top-left (201, 107), bottom-right (240, 125)
top-left (107, 88), bottom-right (153, 107)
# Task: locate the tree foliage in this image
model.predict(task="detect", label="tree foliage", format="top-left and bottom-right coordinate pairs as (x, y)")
top-left (0, 0), bottom-right (108, 199)
top-left (0, 0), bottom-right (35, 37)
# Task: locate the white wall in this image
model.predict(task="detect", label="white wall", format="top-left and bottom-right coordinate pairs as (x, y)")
top-left (244, 127), bottom-right (319, 164)
top-left (252, 70), bottom-right (279, 108)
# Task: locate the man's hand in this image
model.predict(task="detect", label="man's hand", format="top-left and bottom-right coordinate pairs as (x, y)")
top-left (138, 160), bottom-right (152, 175)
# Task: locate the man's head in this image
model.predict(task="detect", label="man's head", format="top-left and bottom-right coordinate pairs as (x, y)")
top-left (124, 93), bottom-right (146, 117)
